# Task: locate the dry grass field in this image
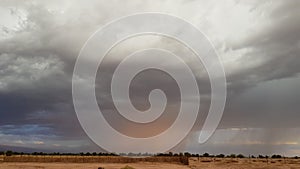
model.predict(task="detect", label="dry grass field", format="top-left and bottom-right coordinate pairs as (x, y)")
top-left (0, 162), bottom-right (189, 169)
top-left (1, 156), bottom-right (300, 169)
top-left (189, 157), bottom-right (300, 169)
top-left (0, 155), bottom-right (189, 169)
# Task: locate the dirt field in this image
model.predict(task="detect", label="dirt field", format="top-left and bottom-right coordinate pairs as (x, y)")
top-left (1, 157), bottom-right (300, 169)
top-left (189, 157), bottom-right (300, 169)
top-left (0, 162), bottom-right (189, 169)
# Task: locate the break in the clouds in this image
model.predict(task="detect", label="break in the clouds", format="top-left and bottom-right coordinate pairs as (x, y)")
top-left (0, 0), bottom-right (300, 156)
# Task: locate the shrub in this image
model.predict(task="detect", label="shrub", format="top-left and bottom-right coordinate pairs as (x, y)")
top-left (5, 150), bottom-right (13, 156)
top-left (216, 154), bottom-right (225, 158)
top-left (184, 152), bottom-right (191, 157)
top-left (229, 154), bottom-right (236, 158)
top-left (271, 155), bottom-right (282, 158)
top-left (203, 153), bottom-right (209, 157)
top-left (237, 154), bottom-right (245, 158)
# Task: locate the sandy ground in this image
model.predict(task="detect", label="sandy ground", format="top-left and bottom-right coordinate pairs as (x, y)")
top-left (0, 162), bottom-right (189, 169)
top-left (1, 158), bottom-right (300, 169)
top-left (189, 158), bottom-right (300, 169)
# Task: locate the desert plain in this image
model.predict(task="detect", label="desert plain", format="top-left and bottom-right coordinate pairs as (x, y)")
top-left (1, 156), bottom-right (300, 169)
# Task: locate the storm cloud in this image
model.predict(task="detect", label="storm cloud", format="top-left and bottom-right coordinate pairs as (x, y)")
top-left (0, 0), bottom-right (300, 155)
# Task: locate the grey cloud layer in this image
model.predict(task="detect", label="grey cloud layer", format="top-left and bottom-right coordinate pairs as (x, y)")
top-left (0, 0), bottom-right (300, 154)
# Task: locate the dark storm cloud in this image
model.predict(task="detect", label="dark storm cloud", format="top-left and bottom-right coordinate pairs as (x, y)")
top-left (0, 0), bottom-right (300, 154)
top-left (218, 0), bottom-right (300, 129)
top-left (226, 0), bottom-right (300, 93)
top-left (0, 2), bottom-right (90, 142)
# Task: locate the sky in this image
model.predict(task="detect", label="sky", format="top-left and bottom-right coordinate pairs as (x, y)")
top-left (0, 0), bottom-right (300, 156)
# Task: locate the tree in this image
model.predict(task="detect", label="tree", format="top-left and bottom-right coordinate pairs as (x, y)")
top-left (193, 154), bottom-right (200, 157)
top-left (184, 152), bottom-right (191, 157)
top-left (203, 153), bottom-right (209, 157)
top-left (5, 150), bottom-right (13, 156)
top-left (237, 154), bottom-right (245, 158)
top-left (271, 155), bottom-right (282, 158)
top-left (216, 154), bottom-right (225, 158)
top-left (128, 152), bottom-right (135, 156)
top-left (229, 154), bottom-right (236, 158)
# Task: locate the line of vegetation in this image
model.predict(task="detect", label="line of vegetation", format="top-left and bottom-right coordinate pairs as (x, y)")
top-left (0, 150), bottom-right (298, 159)
top-left (0, 151), bottom-right (117, 157)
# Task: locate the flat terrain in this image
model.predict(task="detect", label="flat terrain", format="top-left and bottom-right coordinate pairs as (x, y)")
top-left (0, 162), bottom-right (189, 169)
top-left (1, 157), bottom-right (300, 169)
top-left (189, 157), bottom-right (300, 169)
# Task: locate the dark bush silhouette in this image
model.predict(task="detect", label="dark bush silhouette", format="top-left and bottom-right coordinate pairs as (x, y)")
top-left (203, 153), bottom-right (209, 157)
top-left (229, 154), bottom-right (236, 158)
top-left (184, 152), bottom-right (191, 157)
top-left (216, 154), bottom-right (225, 158)
top-left (271, 154), bottom-right (282, 158)
top-left (5, 150), bottom-right (13, 156)
top-left (237, 154), bottom-right (245, 158)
